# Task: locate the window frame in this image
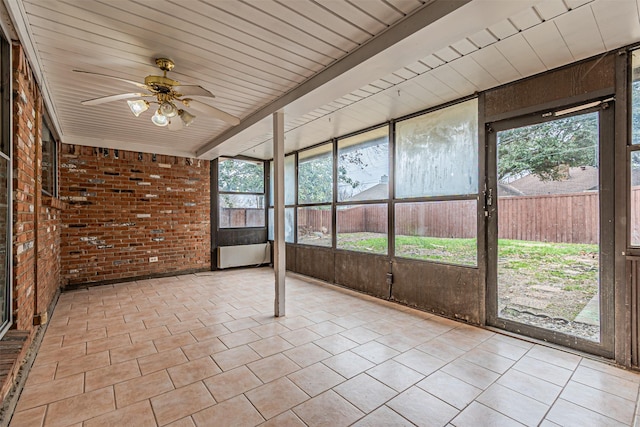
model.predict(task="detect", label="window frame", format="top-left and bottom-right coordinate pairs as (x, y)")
top-left (217, 157), bottom-right (267, 230)
top-left (41, 118), bottom-right (58, 197)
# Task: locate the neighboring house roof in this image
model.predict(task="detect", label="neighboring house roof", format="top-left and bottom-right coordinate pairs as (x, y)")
top-left (505, 166), bottom-right (598, 196)
top-left (346, 183), bottom-right (389, 202)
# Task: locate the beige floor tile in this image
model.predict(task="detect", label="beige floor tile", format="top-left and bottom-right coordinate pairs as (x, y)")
top-left (352, 341), bottom-right (400, 364)
top-left (284, 342), bottom-right (332, 367)
top-left (247, 353), bottom-right (300, 383)
top-left (314, 334), bottom-right (359, 355)
top-left (288, 362), bottom-right (346, 397)
top-left (246, 377), bottom-right (309, 419)
top-left (62, 327), bottom-right (107, 346)
top-left (545, 398), bottom-right (627, 427)
top-left (129, 325), bottom-right (171, 344)
top-left (417, 371), bottom-right (482, 410)
top-left (151, 381), bottom-right (215, 426)
top-left (452, 402), bottom-right (524, 427)
top-left (24, 363), bottom-right (57, 387)
top-left (560, 380), bottom-right (636, 424)
top-left (293, 390), bottom-right (364, 427)
top-left (512, 356), bottom-right (573, 387)
top-left (334, 373), bottom-right (397, 413)
top-left (110, 340), bottom-right (157, 364)
top-left (387, 386), bottom-right (458, 427)
top-left (44, 386), bottom-right (115, 427)
top-left (167, 356), bottom-right (222, 388)
top-left (476, 336), bottom-right (530, 360)
top-left (192, 395), bottom-right (264, 427)
top-left (167, 318), bottom-right (206, 335)
top-left (33, 342), bottom-right (86, 367)
top-left (571, 365), bottom-right (640, 401)
top-left (497, 369), bottom-right (562, 405)
top-left (219, 329), bottom-right (261, 348)
top-left (16, 373), bottom-right (84, 411)
top-left (374, 333), bottom-right (423, 352)
top-left (307, 321), bottom-right (346, 337)
top-left (249, 336), bottom-right (294, 357)
top-left (204, 365), bottom-right (262, 402)
top-left (223, 317), bottom-right (261, 332)
top-left (164, 416), bottom-right (196, 427)
top-left (394, 348), bottom-right (445, 376)
top-left (251, 322), bottom-right (291, 338)
top-left (278, 316), bottom-right (316, 331)
top-left (84, 400), bottom-right (156, 427)
top-left (280, 328), bottom-right (322, 346)
top-left (189, 324), bottom-right (230, 342)
top-left (85, 359), bottom-right (141, 391)
top-left (526, 345), bottom-right (582, 370)
top-left (107, 320), bottom-right (146, 338)
top-left (181, 337), bottom-right (227, 360)
top-left (153, 332), bottom-right (196, 353)
top-left (322, 350), bottom-right (375, 379)
top-left (416, 339), bottom-right (466, 362)
top-left (54, 350), bottom-right (110, 379)
top-left (441, 358), bottom-right (500, 390)
top-left (86, 333), bottom-right (132, 354)
top-left (212, 345), bottom-right (261, 371)
top-left (477, 383), bottom-right (549, 426)
top-left (259, 410), bottom-right (306, 426)
top-left (351, 406), bottom-right (414, 427)
top-left (8, 405), bottom-right (46, 427)
top-left (114, 369), bottom-right (175, 408)
top-left (138, 347), bottom-right (189, 375)
top-left (459, 348), bottom-right (516, 374)
top-left (365, 359), bottom-right (423, 393)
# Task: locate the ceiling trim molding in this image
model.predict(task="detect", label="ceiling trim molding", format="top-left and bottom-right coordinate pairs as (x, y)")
top-left (4, 0), bottom-right (64, 139)
top-left (195, 0), bottom-right (472, 158)
top-left (62, 135), bottom-right (196, 159)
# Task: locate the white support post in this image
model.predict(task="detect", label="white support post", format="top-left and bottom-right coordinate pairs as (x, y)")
top-left (273, 110), bottom-right (285, 317)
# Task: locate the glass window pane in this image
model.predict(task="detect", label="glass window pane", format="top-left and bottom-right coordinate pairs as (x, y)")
top-left (338, 127), bottom-right (389, 202)
top-left (299, 144), bottom-right (332, 204)
top-left (218, 158), bottom-right (264, 193)
top-left (337, 204), bottom-right (387, 254)
top-left (297, 206), bottom-right (332, 246)
top-left (395, 99), bottom-right (478, 198)
top-left (269, 155), bottom-right (296, 207)
top-left (632, 50), bottom-right (640, 145)
top-left (269, 208), bottom-right (295, 242)
top-left (219, 194), bottom-right (265, 228)
top-left (395, 200), bottom-right (477, 266)
top-left (632, 152), bottom-right (640, 245)
top-left (0, 157), bottom-right (8, 330)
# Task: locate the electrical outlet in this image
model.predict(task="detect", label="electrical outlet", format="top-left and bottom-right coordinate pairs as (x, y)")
top-left (386, 273), bottom-right (393, 285)
top-left (149, 256), bottom-right (158, 263)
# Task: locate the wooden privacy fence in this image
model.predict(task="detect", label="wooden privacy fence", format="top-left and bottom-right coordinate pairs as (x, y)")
top-left (220, 208), bottom-right (264, 228)
top-left (231, 191), bottom-right (607, 244)
top-left (305, 192), bottom-right (601, 244)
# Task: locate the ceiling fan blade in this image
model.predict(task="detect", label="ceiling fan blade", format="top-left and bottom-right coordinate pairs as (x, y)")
top-left (73, 70), bottom-right (150, 90)
top-left (81, 92), bottom-right (148, 106)
top-left (174, 85), bottom-right (215, 97)
top-left (185, 99), bottom-right (240, 125)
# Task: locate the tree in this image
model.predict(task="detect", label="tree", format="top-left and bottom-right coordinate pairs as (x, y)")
top-left (218, 159), bottom-right (264, 193)
top-left (497, 113), bottom-right (599, 182)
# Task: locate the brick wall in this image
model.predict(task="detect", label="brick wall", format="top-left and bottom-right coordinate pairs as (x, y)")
top-left (60, 145), bottom-right (211, 285)
top-left (12, 44), bottom-right (38, 331)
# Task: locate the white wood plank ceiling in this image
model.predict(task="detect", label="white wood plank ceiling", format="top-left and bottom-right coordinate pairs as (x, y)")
top-left (3, 0), bottom-right (640, 160)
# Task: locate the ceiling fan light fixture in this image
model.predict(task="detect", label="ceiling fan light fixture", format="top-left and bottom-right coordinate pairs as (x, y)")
top-left (159, 101), bottom-right (178, 118)
top-left (178, 109), bottom-right (196, 127)
top-left (151, 109), bottom-right (168, 127)
top-left (127, 99), bottom-right (149, 117)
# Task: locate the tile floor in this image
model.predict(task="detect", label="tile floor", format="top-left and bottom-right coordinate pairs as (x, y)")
top-left (8, 267), bottom-right (640, 426)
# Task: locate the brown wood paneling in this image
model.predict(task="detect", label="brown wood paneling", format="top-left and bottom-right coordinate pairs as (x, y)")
top-left (334, 252), bottom-right (390, 299)
top-left (629, 258), bottom-right (639, 367)
top-left (485, 53), bottom-right (615, 119)
top-left (285, 244), bottom-right (296, 272)
top-left (391, 259), bottom-right (481, 324)
top-left (295, 245), bottom-right (334, 283)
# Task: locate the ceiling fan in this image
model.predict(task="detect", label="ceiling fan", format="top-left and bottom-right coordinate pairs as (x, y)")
top-left (73, 58), bottom-right (240, 130)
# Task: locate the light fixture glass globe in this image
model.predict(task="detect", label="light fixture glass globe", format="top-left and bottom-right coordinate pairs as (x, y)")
top-left (127, 99), bottom-right (149, 117)
top-left (151, 109), bottom-right (168, 127)
top-left (159, 102), bottom-right (178, 118)
top-left (178, 109), bottom-right (196, 127)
